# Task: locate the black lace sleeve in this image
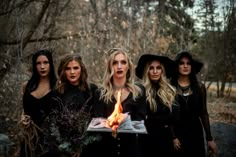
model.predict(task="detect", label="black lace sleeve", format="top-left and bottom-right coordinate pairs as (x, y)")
top-left (199, 83), bottom-right (213, 141)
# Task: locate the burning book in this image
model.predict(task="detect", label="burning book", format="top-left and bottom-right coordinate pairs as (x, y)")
top-left (87, 90), bottom-right (147, 137)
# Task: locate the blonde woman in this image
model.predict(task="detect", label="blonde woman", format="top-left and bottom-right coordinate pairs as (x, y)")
top-left (93, 48), bottom-right (147, 157)
top-left (135, 54), bottom-right (178, 157)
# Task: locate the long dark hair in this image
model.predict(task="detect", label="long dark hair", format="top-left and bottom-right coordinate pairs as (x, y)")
top-left (25, 49), bottom-right (57, 94)
top-left (171, 51), bottom-right (202, 105)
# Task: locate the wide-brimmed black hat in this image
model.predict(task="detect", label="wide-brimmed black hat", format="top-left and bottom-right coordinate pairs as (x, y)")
top-left (135, 54), bottom-right (176, 79)
top-left (175, 51), bottom-right (203, 74)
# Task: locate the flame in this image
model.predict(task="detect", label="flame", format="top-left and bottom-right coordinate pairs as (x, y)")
top-left (107, 89), bottom-right (123, 138)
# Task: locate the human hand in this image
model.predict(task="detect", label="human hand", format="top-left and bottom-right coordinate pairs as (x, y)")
top-left (208, 140), bottom-right (217, 157)
top-left (173, 138), bottom-right (181, 150)
top-left (20, 113), bottom-right (31, 128)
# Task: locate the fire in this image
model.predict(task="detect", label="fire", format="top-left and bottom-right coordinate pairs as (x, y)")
top-left (107, 89), bottom-right (123, 138)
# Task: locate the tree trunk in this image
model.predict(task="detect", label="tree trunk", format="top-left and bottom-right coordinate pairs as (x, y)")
top-left (216, 80), bottom-right (220, 98)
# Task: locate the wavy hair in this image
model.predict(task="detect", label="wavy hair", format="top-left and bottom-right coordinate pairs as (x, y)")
top-left (142, 61), bottom-right (176, 112)
top-left (100, 48), bottom-right (142, 103)
top-left (56, 53), bottom-right (89, 94)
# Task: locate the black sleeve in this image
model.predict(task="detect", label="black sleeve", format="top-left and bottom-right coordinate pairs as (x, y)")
top-left (89, 83), bottom-right (98, 117)
top-left (199, 83), bottom-right (213, 141)
top-left (170, 102), bottom-right (180, 139)
top-left (50, 90), bottom-right (63, 109)
top-left (93, 89), bottom-right (107, 118)
top-left (90, 83), bottom-right (98, 94)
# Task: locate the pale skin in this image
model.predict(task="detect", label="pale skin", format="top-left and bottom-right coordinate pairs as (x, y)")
top-left (148, 60), bottom-right (162, 82)
top-left (174, 57), bottom-right (217, 156)
top-left (21, 55), bottom-right (51, 126)
top-left (112, 53), bottom-right (130, 102)
top-left (65, 60), bottom-right (81, 86)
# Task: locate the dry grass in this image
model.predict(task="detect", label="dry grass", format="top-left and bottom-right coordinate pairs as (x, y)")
top-left (208, 98), bottom-right (236, 125)
top-left (207, 85), bottom-right (236, 125)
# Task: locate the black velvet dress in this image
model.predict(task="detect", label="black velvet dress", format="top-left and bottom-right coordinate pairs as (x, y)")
top-left (139, 94), bottom-right (178, 157)
top-left (20, 90), bottom-right (56, 157)
top-left (174, 84), bottom-right (212, 157)
top-left (91, 84), bottom-right (147, 157)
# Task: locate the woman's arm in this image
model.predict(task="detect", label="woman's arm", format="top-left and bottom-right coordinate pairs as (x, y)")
top-left (199, 83), bottom-right (212, 140)
top-left (199, 83), bottom-right (217, 156)
top-left (22, 81), bottom-right (28, 95)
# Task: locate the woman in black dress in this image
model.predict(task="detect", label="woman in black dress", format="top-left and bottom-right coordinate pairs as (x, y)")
top-left (56, 53), bottom-right (97, 113)
top-left (92, 48), bottom-right (147, 157)
top-left (171, 51), bottom-right (217, 157)
top-left (46, 53), bottom-right (98, 157)
top-left (135, 54), bottom-right (177, 157)
top-left (20, 49), bottom-right (57, 157)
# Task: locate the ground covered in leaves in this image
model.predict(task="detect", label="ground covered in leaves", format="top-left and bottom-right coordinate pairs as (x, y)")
top-left (208, 97), bottom-right (236, 125)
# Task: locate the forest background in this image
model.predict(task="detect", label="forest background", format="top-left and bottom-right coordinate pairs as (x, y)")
top-left (0, 0), bottom-right (235, 156)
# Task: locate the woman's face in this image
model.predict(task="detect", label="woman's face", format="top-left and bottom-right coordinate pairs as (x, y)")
top-left (65, 60), bottom-right (81, 85)
top-left (178, 57), bottom-right (191, 76)
top-left (112, 53), bottom-right (129, 79)
top-left (36, 55), bottom-right (50, 77)
top-left (148, 60), bottom-right (162, 82)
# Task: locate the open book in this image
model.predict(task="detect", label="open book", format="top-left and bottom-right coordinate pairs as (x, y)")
top-left (87, 114), bottom-right (147, 134)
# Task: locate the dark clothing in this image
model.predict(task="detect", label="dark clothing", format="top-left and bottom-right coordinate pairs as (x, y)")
top-left (90, 84), bottom-right (147, 157)
top-left (44, 83), bottom-right (98, 157)
top-left (23, 90), bottom-right (56, 126)
top-left (174, 83), bottom-right (212, 157)
top-left (139, 94), bottom-right (177, 157)
top-left (20, 90), bottom-right (57, 157)
top-left (57, 83), bottom-right (97, 112)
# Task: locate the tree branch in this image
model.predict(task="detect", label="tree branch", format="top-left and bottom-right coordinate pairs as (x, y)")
top-left (0, 34), bottom-right (80, 45)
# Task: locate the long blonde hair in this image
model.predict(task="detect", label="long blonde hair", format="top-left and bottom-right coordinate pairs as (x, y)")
top-left (142, 61), bottom-right (176, 112)
top-left (100, 48), bottom-right (142, 103)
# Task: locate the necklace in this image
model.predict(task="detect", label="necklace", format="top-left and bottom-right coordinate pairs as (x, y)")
top-left (183, 89), bottom-right (190, 96)
top-left (177, 84), bottom-right (192, 105)
top-left (178, 85), bottom-right (191, 96)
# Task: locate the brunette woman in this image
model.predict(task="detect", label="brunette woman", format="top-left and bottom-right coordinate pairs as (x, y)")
top-left (46, 53), bottom-right (98, 157)
top-left (171, 51), bottom-right (217, 157)
top-left (20, 49), bottom-right (57, 157)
